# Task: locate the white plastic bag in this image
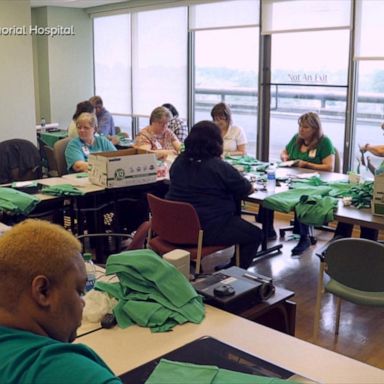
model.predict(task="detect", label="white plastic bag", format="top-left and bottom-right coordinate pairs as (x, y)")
top-left (82, 290), bottom-right (117, 323)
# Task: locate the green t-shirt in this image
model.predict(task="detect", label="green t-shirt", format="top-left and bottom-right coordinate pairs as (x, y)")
top-left (0, 326), bottom-right (121, 384)
top-left (285, 134), bottom-right (335, 164)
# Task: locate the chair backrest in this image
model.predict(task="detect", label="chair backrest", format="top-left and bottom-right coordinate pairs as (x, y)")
top-left (0, 139), bottom-right (42, 183)
top-left (147, 193), bottom-right (201, 244)
top-left (53, 137), bottom-right (71, 176)
top-left (127, 221), bottom-right (150, 250)
top-left (334, 147), bottom-right (341, 173)
top-left (43, 145), bottom-right (59, 177)
top-left (325, 238), bottom-right (384, 292)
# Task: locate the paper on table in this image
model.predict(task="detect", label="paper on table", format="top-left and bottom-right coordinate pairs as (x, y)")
top-left (293, 172), bottom-right (320, 179)
top-left (279, 160), bottom-right (299, 167)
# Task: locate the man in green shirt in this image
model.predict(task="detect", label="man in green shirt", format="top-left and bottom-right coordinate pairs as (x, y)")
top-left (0, 219), bottom-right (121, 384)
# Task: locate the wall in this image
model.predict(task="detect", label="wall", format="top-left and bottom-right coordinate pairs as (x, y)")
top-left (32, 6), bottom-right (94, 130)
top-left (0, 1), bottom-right (36, 143)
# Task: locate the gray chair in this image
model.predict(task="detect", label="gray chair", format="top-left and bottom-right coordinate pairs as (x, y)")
top-left (43, 145), bottom-right (59, 177)
top-left (53, 137), bottom-right (71, 176)
top-left (313, 238), bottom-right (384, 340)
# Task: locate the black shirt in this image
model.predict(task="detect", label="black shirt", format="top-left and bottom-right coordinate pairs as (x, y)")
top-left (166, 155), bottom-right (252, 229)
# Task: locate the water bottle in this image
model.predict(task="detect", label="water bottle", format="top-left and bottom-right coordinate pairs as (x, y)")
top-left (266, 164), bottom-right (276, 192)
top-left (40, 117), bottom-right (46, 129)
top-left (83, 253), bottom-right (96, 292)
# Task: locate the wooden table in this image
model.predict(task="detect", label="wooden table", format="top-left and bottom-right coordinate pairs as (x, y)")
top-left (76, 305), bottom-right (384, 384)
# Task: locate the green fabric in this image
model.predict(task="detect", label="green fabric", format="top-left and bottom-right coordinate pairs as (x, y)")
top-left (225, 156), bottom-right (269, 172)
top-left (291, 179), bottom-right (373, 209)
top-left (326, 280), bottom-right (384, 306)
top-left (145, 359), bottom-right (295, 384)
top-left (41, 184), bottom-right (85, 196)
top-left (95, 249), bottom-right (205, 332)
top-left (39, 130), bottom-right (68, 147)
top-left (285, 134), bottom-right (335, 164)
top-left (0, 187), bottom-right (40, 215)
top-left (0, 326), bottom-right (121, 384)
top-left (295, 195), bottom-right (338, 226)
top-left (262, 186), bottom-right (332, 213)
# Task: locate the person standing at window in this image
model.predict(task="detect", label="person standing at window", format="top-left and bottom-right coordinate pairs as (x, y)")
top-left (211, 102), bottom-right (247, 156)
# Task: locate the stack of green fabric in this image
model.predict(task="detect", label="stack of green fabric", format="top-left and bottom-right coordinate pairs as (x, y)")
top-left (0, 187), bottom-right (40, 215)
top-left (262, 186), bottom-right (333, 214)
top-left (96, 249), bottom-right (205, 332)
top-left (225, 155), bottom-right (269, 172)
top-left (145, 359), bottom-right (296, 384)
top-left (41, 184), bottom-right (85, 196)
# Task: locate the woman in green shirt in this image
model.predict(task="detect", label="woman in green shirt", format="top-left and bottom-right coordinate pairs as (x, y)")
top-left (259, 112), bottom-right (335, 255)
top-left (281, 112), bottom-right (335, 172)
top-left (284, 112), bottom-right (335, 254)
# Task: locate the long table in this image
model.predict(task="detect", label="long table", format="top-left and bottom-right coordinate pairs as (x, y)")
top-left (247, 167), bottom-right (384, 233)
top-left (76, 305), bottom-right (384, 384)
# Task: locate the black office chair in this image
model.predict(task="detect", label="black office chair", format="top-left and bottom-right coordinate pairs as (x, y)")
top-left (0, 139), bottom-right (42, 184)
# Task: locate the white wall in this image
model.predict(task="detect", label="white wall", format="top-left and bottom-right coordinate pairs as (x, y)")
top-left (0, 1), bottom-right (36, 143)
top-left (33, 6), bottom-right (94, 130)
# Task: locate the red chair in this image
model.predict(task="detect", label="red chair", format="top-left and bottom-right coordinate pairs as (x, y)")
top-left (147, 193), bottom-right (239, 274)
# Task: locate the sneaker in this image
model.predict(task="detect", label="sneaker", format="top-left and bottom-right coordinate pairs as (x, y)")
top-left (291, 235), bottom-right (311, 256)
top-left (267, 228), bottom-right (277, 241)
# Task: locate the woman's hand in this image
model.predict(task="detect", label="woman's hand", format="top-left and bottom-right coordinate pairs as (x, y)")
top-left (280, 149), bottom-right (289, 162)
top-left (297, 160), bottom-right (309, 169)
top-left (359, 143), bottom-right (369, 153)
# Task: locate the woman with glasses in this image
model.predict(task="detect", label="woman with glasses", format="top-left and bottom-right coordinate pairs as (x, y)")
top-left (134, 106), bottom-right (181, 159)
top-left (211, 102), bottom-right (247, 156)
top-left (65, 112), bottom-right (116, 173)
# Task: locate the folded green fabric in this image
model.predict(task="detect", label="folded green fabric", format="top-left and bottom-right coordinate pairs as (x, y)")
top-left (262, 186), bottom-right (332, 213)
top-left (41, 184), bottom-right (85, 196)
top-left (95, 249), bottom-right (205, 332)
top-left (295, 195), bottom-right (338, 226)
top-left (145, 359), bottom-right (296, 384)
top-left (0, 187), bottom-right (40, 215)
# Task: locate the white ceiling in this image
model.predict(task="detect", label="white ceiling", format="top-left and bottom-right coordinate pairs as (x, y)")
top-left (30, 0), bottom-right (128, 8)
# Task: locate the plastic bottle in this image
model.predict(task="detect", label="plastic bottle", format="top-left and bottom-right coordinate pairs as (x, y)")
top-left (40, 117), bottom-right (46, 128)
top-left (83, 253), bottom-right (96, 292)
top-left (266, 164), bottom-right (276, 192)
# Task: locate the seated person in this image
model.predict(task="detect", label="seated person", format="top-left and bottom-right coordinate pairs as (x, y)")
top-left (67, 101), bottom-right (95, 138)
top-left (65, 112), bottom-right (116, 173)
top-left (162, 103), bottom-right (188, 142)
top-left (134, 106), bottom-right (181, 159)
top-left (0, 219), bottom-right (121, 383)
top-left (89, 95), bottom-right (115, 138)
top-left (211, 102), bottom-right (247, 156)
top-left (261, 112), bottom-right (335, 255)
top-left (359, 122), bottom-right (384, 175)
top-left (166, 120), bottom-right (263, 269)
top-left (332, 121), bottom-right (384, 242)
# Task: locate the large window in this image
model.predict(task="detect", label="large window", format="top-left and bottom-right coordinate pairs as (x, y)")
top-left (269, 29), bottom-right (350, 162)
top-left (263, 0), bottom-right (351, 164)
top-left (94, 14), bottom-right (131, 116)
top-left (93, 7), bottom-right (187, 136)
top-left (132, 7), bottom-right (187, 120)
top-left (190, 0), bottom-right (259, 156)
top-left (353, 0), bottom-right (384, 178)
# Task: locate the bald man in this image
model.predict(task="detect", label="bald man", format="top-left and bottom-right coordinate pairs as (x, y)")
top-left (0, 219), bottom-right (121, 383)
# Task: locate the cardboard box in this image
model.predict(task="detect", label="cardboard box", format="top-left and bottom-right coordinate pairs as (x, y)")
top-left (88, 148), bottom-right (157, 188)
top-left (372, 173), bottom-right (384, 216)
